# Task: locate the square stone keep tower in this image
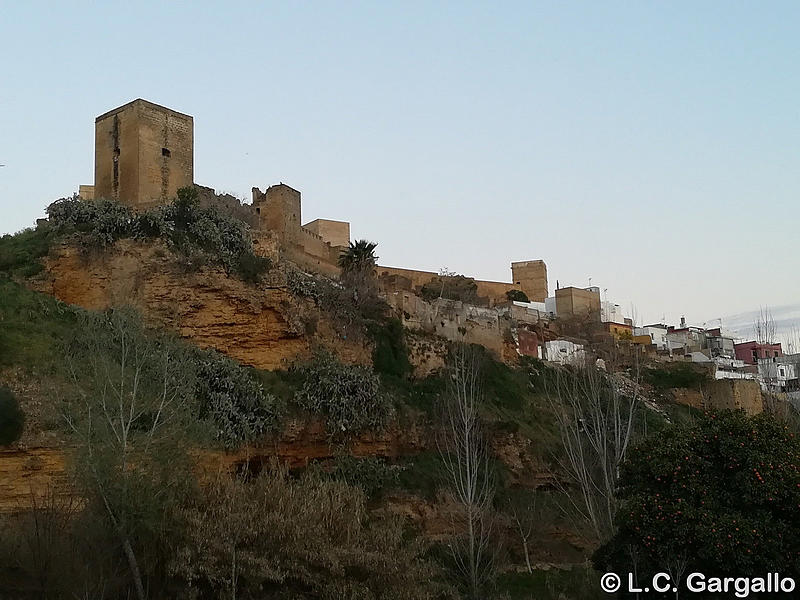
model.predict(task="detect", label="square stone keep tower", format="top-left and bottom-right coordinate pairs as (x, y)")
top-left (94, 99), bottom-right (193, 209)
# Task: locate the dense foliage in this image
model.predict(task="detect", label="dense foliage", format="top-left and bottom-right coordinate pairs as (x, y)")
top-left (595, 410), bottom-right (800, 595)
top-left (420, 274), bottom-right (478, 304)
top-left (171, 466), bottom-right (453, 600)
top-left (0, 226), bottom-right (57, 278)
top-left (370, 317), bottom-right (411, 379)
top-left (0, 387), bottom-right (24, 445)
top-left (338, 239), bottom-right (378, 273)
top-left (644, 362), bottom-right (709, 390)
top-left (45, 188), bottom-right (271, 283)
top-left (195, 349), bottom-right (283, 448)
top-left (327, 455), bottom-right (399, 498)
top-left (294, 352), bottom-right (394, 435)
top-left (505, 289), bottom-right (529, 303)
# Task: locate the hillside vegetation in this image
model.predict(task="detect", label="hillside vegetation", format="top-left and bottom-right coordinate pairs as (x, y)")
top-left (5, 192), bottom-right (773, 600)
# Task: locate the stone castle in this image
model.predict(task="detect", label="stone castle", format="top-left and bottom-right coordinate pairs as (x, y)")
top-left (80, 99), bottom-right (548, 304)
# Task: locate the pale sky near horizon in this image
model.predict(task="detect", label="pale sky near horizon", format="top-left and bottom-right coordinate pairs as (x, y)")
top-left (1, 2), bottom-right (798, 333)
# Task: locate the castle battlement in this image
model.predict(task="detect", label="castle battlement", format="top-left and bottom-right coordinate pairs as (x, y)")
top-left (79, 99), bottom-right (546, 297)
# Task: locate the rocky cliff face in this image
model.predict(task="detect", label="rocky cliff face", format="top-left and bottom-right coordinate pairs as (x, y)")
top-left (33, 240), bottom-right (370, 370)
top-left (0, 418), bottom-right (430, 512)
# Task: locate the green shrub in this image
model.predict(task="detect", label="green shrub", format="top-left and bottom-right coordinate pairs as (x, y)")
top-left (328, 456), bottom-right (399, 498)
top-left (644, 362), bottom-right (709, 390)
top-left (394, 452), bottom-right (443, 498)
top-left (0, 226), bottom-right (57, 279)
top-left (47, 196), bottom-right (135, 248)
top-left (505, 289), bottom-right (529, 303)
top-left (46, 188), bottom-right (271, 284)
top-left (294, 352), bottom-right (393, 435)
top-left (370, 318), bottom-right (411, 379)
top-left (0, 387), bottom-right (24, 445)
top-left (287, 268), bottom-right (323, 301)
top-left (234, 252), bottom-right (272, 284)
top-left (132, 209), bottom-right (168, 239)
top-left (195, 349), bottom-right (283, 447)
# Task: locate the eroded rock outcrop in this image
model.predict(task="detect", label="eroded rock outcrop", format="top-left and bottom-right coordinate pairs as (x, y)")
top-left (0, 418), bottom-right (430, 512)
top-left (33, 240), bottom-right (370, 370)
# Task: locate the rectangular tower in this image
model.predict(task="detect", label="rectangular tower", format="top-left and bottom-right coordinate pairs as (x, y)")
top-left (511, 260), bottom-right (548, 303)
top-left (94, 99), bottom-right (193, 209)
top-left (252, 184), bottom-right (303, 246)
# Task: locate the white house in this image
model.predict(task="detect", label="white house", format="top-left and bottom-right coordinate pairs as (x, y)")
top-left (758, 355), bottom-right (800, 392)
top-left (634, 325), bottom-right (669, 350)
top-left (601, 301), bottom-right (627, 325)
top-left (543, 339), bottom-right (585, 366)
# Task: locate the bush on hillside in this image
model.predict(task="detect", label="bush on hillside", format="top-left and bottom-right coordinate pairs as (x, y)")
top-left (195, 349), bottom-right (283, 448)
top-left (328, 455), bottom-right (399, 498)
top-left (48, 195), bottom-right (134, 247)
top-left (170, 466), bottom-right (452, 599)
top-left (644, 362), bottom-right (709, 390)
top-left (294, 352), bottom-right (393, 435)
top-left (505, 289), bottom-right (529, 303)
top-left (420, 274), bottom-right (478, 304)
top-left (45, 188), bottom-right (271, 283)
top-left (0, 226), bottom-right (57, 278)
top-left (369, 318), bottom-right (411, 379)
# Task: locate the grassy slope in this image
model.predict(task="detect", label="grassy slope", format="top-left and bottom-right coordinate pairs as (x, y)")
top-left (0, 279), bottom-right (78, 371)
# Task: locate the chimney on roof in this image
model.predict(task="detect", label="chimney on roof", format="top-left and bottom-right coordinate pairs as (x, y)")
top-left (680, 316), bottom-right (686, 328)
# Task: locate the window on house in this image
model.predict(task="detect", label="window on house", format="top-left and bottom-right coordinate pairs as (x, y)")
top-left (780, 368), bottom-right (786, 377)
top-left (753, 350), bottom-right (758, 362)
top-left (162, 148), bottom-right (171, 157)
top-left (775, 351), bottom-right (780, 358)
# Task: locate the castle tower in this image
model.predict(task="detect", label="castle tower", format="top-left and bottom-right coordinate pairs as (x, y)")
top-left (252, 184), bottom-right (302, 246)
top-left (511, 260), bottom-right (548, 303)
top-left (94, 99), bottom-right (193, 209)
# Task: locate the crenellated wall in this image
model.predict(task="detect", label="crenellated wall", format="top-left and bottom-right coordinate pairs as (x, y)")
top-left (376, 264), bottom-right (548, 308)
top-left (251, 184), bottom-right (346, 276)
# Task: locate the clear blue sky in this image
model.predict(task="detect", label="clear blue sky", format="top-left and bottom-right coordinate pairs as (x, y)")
top-left (1, 1), bottom-right (798, 331)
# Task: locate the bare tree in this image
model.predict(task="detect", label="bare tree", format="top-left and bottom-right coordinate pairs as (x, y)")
top-left (753, 306), bottom-right (777, 345)
top-left (546, 366), bottom-right (639, 543)
top-left (504, 490), bottom-right (553, 574)
top-left (438, 343), bottom-right (496, 599)
top-left (785, 324), bottom-right (800, 356)
top-left (437, 267), bottom-right (457, 299)
top-left (665, 552), bottom-right (689, 600)
top-left (61, 308), bottom-right (196, 600)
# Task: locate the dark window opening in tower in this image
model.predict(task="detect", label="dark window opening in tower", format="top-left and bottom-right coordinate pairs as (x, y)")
top-left (162, 147), bottom-right (171, 157)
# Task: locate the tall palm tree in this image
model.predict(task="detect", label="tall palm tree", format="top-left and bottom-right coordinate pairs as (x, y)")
top-left (338, 239), bottom-right (378, 274)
